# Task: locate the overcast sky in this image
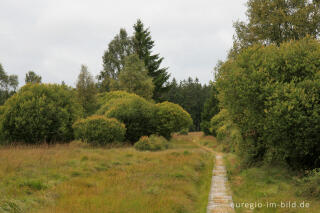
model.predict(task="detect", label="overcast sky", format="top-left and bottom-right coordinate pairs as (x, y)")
top-left (0, 0), bottom-right (247, 87)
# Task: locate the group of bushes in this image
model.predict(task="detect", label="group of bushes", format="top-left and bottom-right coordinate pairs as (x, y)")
top-left (212, 37), bottom-right (320, 169)
top-left (94, 91), bottom-right (192, 143)
top-left (0, 86), bottom-right (192, 146)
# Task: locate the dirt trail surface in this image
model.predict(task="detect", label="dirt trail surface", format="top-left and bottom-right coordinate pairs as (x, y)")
top-left (191, 133), bottom-right (235, 213)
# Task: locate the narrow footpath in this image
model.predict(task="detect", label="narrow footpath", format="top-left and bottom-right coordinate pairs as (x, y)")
top-left (207, 153), bottom-right (235, 213)
top-left (191, 135), bottom-right (235, 213)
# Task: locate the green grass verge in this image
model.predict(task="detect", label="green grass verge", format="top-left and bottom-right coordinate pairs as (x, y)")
top-left (224, 153), bottom-right (320, 213)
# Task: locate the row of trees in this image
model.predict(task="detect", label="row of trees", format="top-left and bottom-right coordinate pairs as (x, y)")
top-left (76, 19), bottom-right (218, 129)
top-left (0, 84), bottom-right (192, 144)
top-left (0, 65), bottom-right (43, 105)
top-left (162, 77), bottom-right (218, 131)
top-left (230, 0), bottom-right (320, 57)
top-left (0, 19), bottom-right (217, 132)
top-left (98, 20), bottom-right (170, 101)
top-left (211, 0), bottom-right (320, 169)
top-left (0, 64), bottom-right (18, 105)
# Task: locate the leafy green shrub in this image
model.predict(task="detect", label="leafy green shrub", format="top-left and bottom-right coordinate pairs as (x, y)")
top-left (97, 92), bottom-right (192, 142)
top-left (96, 91), bottom-right (143, 115)
top-left (19, 179), bottom-right (48, 191)
top-left (210, 109), bottom-right (228, 137)
top-left (1, 84), bottom-right (82, 144)
top-left (210, 109), bottom-right (242, 153)
top-left (154, 101), bottom-right (192, 139)
top-left (216, 38), bottom-right (320, 168)
top-left (0, 106), bottom-right (5, 144)
top-left (134, 135), bottom-right (169, 151)
top-left (178, 128), bottom-right (189, 135)
top-left (96, 91), bottom-right (138, 110)
top-left (104, 95), bottom-right (155, 142)
top-left (73, 115), bottom-right (126, 145)
top-left (296, 169), bottom-right (320, 199)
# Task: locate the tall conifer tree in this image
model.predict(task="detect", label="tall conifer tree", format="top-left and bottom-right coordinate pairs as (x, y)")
top-left (133, 19), bottom-right (170, 101)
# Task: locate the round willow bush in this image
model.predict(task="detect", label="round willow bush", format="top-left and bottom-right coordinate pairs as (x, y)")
top-left (73, 115), bottom-right (126, 145)
top-left (1, 84), bottom-right (82, 144)
top-left (154, 101), bottom-right (193, 139)
top-left (96, 91), bottom-right (139, 113)
top-left (104, 95), bottom-right (155, 142)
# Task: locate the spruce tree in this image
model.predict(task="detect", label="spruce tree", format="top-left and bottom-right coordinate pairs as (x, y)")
top-left (133, 19), bottom-right (170, 101)
top-left (200, 83), bottom-right (219, 135)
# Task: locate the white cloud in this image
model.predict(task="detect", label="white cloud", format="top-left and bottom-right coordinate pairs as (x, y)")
top-left (0, 0), bottom-right (247, 86)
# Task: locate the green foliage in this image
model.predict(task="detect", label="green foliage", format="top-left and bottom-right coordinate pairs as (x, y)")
top-left (98, 20), bottom-right (170, 100)
top-left (178, 128), bottom-right (189, 135)
top-left (1, 84), bottom-right (82, 144)
top-left (25, 71), bottom-right (41, 84)
top-left (19, 180), bottom-right (47, 191)
top-left (97, 91), bottom-right (192, 142)
top-left (133, 19), bottom-right (170, 101)
top-left (210, 109), bottom-right (241, 153)
top-left (0, 63), bottom-right (18, 105)
top-left (296, 169), bottom-right (320, 199)
top-left (163, 77), bottom-right (211, 131)
top-left (76, 65), bottom-right (98, 116)
top-left (98, 29), bottom-right (134, 91)
top-left (96, 91), bottom-right (142, 115)
top-left (230, 0), bottom-right (320, 57)
top-left (200, 83), bottom-right (219, 135)
top-left (73, 115), bottom-right (126, 145)
top-left (103, 94), bottom-right (156, 142)
top-left (116, 54), bottom-right (154, 99)
top-left (154, 101), bottom-right (193, 139)
top-left (216, 38), bottom-right (320, 169)
top-left (134, 135), bottom-right (169, 151)
top-left (97, 90), bottom-right (137, 105)
top-left (0, 106), bottom-right (5, 143)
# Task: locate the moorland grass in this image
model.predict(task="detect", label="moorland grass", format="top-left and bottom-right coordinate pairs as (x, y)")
top-left (224, 153), bottom-right (320, 213)
top-left (0, 134), bottom-right (214, 213)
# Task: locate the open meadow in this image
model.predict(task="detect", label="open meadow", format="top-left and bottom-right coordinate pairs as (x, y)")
top-left (0, 134), bottom-right (214, 213)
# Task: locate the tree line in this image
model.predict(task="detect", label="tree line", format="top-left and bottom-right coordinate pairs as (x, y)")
top-left (0, 19), bottom-right (217, 132)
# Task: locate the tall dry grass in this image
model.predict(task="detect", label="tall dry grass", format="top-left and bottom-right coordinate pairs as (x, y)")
top-left (0, 134), bottom-right (214, 213)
